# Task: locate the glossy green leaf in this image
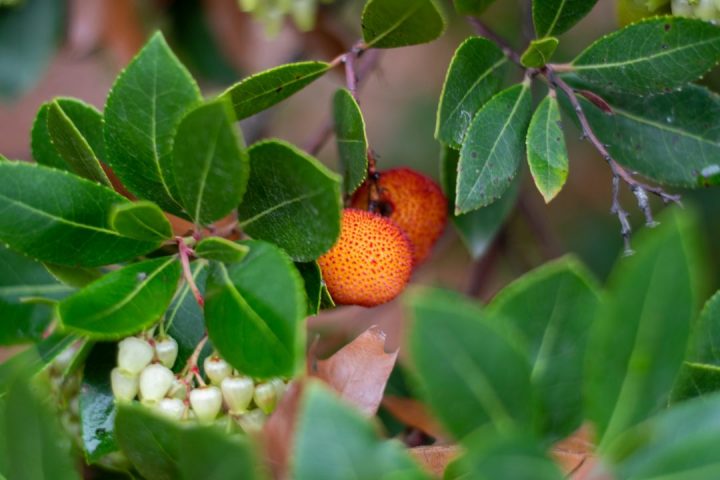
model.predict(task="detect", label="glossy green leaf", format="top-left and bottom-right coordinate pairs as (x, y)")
top-left (238, 140), bottom-right (342, 262)
top-left (115, 403), bottom-right (259, 480)
top-left (520, 37), bottom-right (559, 68)
top-left (563, 80), bottom-right (720, 188)
top-left (46, 100), bottom-right (111, 186)
top-left (605, 393), bottom-right (720, 479)
top-left (0, 162), bottom-right (161, 267)
top-left (110, 201), bottom-right (173, 242)
top-left (0, 0), bottom-right (63, 99)
top-left (457, 82), bottom-right (533, 214)
top-left (79, 343), bottom-right (118, 463)
top-left (295, 261), bottom-right (333, 315)
top-left (586, 208), bottom-right (702, 445)
top-left (58, 257), bottom-right (181, 339)
top-left (453, 0), bottom-right (497, 15)
top-left (205, 240), bottom-right (305, 379)
top-left (1, 375), bottom-right (80, 480)
top-left (165, 262), bottom-right (210, 371)
top-left (332, 88), bottom-right (368, 194)
top-left (526, 94), bottom-right (568, 203)
top-left (533, 0), bottom-right (598, 37)
top-left (407, 288), bottom-right (533, 439)
top-left (446, 431), bottom-right (564, 479)
top-left (222, 61), bottom-right (330, 121)
top-left (104, 32), bottom-right (201, 216)
top-left (194, 238), bottom-right (249, 264)
top-left (32, 98), bottom-right (106, 172)
top-left (488, 257), bottom-right (601, 440)
top-left (171, 100), bottom-right (249, 225)
top-left (44, 263), bottom-right (102, 289)
top-left (361, 0), bottom-right (447, 49)
top-left (572, 16), bottom-right (720, 94)
top-left (440, 146), bottom-right (520, 259)
top-left (293, 381), bottom-right (429, 480)
top-left (435, 37), bottom-right (508, 148)
top-left (0, 244), bottom-right (72, 345)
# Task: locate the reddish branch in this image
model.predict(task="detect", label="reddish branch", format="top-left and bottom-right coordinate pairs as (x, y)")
top-left (176, 236), bottom-right (204, 308)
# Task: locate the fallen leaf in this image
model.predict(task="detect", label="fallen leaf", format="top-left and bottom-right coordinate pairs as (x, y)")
top-left (410, 445), bottom-right (461, 477)
top-left (313, 326), bottom-right (398, 416)
top-left (381, 395), bottom-right (447, 440)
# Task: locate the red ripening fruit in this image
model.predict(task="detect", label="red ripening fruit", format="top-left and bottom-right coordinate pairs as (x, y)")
top-left (351, 167), bottom-right (448, 265)
top-left (318, 209), bottom-right (413, 307)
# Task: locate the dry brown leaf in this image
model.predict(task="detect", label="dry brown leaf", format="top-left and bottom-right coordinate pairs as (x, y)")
top-left (313, 325), bottom-right (398, 416)
top-left (381, 395), bottom-right (447, 440)
top-left (410, 445), bottom-right (461, 477)
top-left (262, 381), bottom-right (305, 480)
top-left (550, 424), bottom-right (602, 479)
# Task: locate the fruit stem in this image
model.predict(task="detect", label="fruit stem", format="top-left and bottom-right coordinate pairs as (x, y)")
top-left (183, 333), bottom-right (209, 385)
top-left (177, 236), bottom-right (204, 308)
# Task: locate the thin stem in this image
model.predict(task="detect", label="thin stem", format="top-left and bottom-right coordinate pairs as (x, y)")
top-left (177, 236), bottom-right (204, 308)
top-left (183, 333), bottom-right (208, 385)
top-left (467, 17), bottom-right (523, 66)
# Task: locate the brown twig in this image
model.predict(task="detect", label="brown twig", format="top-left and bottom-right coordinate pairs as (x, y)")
top-left (176, 236), bottom-right (205, 308)
top-left (467, 16), bottom-right (523, 66)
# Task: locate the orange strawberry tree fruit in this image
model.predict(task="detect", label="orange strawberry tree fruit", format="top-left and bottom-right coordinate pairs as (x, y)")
top-left (2, 0), bottom-right (720, 478)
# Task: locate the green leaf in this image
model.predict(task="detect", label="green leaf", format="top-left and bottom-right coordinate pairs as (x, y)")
top-left (32, 98), bottom-right (106, 172)
top-left (238, 140), bottom-right (342, 262)
top-left (1, 376), bottom-right (80, 480)
top-left (222, 61), bottom-right (330, 121)
top-left (104, 32), bottom-right (201, 216)
top-left (171, 100), bottom-right (249, 225)
top-left (0, 334), bottom-right (77, 396)
top-left (44, 263), bottom-right (102, 288)
top-left (205, 240), bottom-right (305, 379)
top-left (446, 431), bottom-right (564, 479)
top-left (453, 0), bottom-right (497, 15)
top-left (293, 381), bottom-right (429, 480)
top-left (572, 16), bottom-right (720, 94)
top-left (562, 80), bottom-right (720, 188)
top-left (361, 0), bottom-right (447, 49)
top-left (46, 100), bottom-right (111, 186)
top-left (533, 0), bottom-right (599, 37)
top-left (0, 244), bottom-right (72, 345)
top-left (332, 88), bottom-right (368, 194)
top-left (520, 37), bottom-right (559, 68)
top-left (672, 291), bottom-right (720, 401)
top-left (488, 257), bottom-right (601, 440)
top-left (586, 208), bottom-right (703, 446)
top-left (526, 93), bottom-right (568, 203)
top-left (407, 287), bottom-right (533, 439)
top-left (115, 403), bottom-right (259, 480)
top-left (605, 393), bottom-right (720, 479)
top-left (165, 262), bottom-right (210, 371)
top-left (194, 237), bottom-right (250, 264)
top-left (0, 0), bottom-right (63, 99)
top-left (295, 261), bottom-right (332, 315)
top-left (440, 146), bottom-right (520, 259)
top-left (435, 37), bottom-right (508, 148)
top-left (457, 81), bottom-right (533, 213)
top-left (0, 162), bottom-right (161, 267)
top-left (79, 343), bottom-right (119, 463)
top-left (110, 201), bottom-right (173, 242)
top-left (58, 257), bottom-right (181, 339)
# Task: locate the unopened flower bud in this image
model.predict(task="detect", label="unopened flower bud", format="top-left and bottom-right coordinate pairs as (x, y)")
top-left (111, 368), bottom-right (139, 402)
top-left (234, 408), bottom-right (266, 434)
top-left (253, 382), bottom-right (277, 414)
top-left (203, 356), bottom-right (231, 385)
top-left (139, 364), bottom-right (174, 403)
top-left (155, 398), bottom-right (186, 420)
top-left (221, 376), bottom-right (254, 414)
top-left (118, 337), bottom-right (154, 374)
top-left (190, 386), bottom-right (222, 422)
top-left (154, 336), bottom-right (179, 368)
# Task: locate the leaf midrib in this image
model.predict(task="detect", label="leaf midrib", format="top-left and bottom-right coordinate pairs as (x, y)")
top-left (365, 2), bottom-right (425, 47)
top-left (239, 188), bottom-right (326, 228)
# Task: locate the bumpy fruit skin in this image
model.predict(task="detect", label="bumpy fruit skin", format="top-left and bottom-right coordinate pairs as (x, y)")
top-left (318, 209), bottom-right (413, 307)
top-left (351, 168), bottom-right (448, 265)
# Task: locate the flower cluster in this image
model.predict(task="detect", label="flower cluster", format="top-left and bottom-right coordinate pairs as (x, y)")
top-left (111, 335), bottom-right (287, 432)
top-left (672, 0), bottom-right (720, 20)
